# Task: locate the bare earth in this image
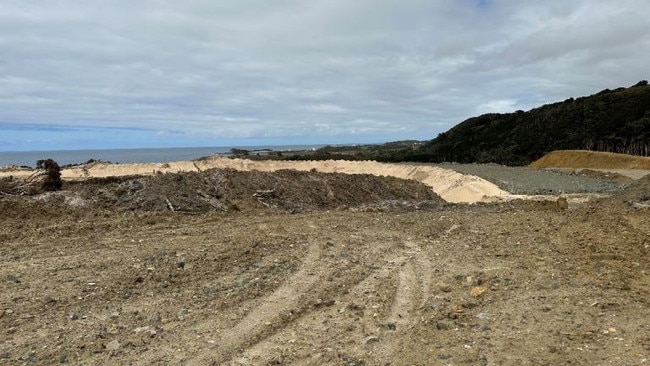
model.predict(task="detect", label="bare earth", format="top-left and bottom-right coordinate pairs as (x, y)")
top-left (1, 158), bottom-right (509, 203)
top-left (1, 157), bottom-right (649, 365)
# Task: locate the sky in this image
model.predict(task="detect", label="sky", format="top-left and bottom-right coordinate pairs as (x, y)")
top-left (1, 0), bottom-right (649, 151)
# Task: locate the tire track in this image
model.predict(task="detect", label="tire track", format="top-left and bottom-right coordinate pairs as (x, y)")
top-left (194, 242), bottom-right (323, 364)
top-left (223, 241), bottom-right (406, 365)
top-left (229, 240), bottom-right (435, 365)
top-left (376, 240), bottom-right (435, 361)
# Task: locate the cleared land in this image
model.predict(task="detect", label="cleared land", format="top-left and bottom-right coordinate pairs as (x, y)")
top-left (1, 152), bottom-right (649, 365)
top-left (531, 150), bottom-right (650, 170)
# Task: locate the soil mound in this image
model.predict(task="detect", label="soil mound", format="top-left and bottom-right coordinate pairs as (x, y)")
top-left (599, 173), bottom-right (650, 209)
top-left (531, 150), bottom-right (650, 169)
top-left (54, 158), bottom-right (509, 203)
top-left (570, 169), bottom-right (634, 184)
top-left (62, 168), bottom-right (443, 213)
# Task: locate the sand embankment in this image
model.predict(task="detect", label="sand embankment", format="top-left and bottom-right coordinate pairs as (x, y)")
top-left (56, 158), bottom-right (509, 203)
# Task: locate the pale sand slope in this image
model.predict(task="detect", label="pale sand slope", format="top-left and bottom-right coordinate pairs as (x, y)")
top-left (55, 157), bottom-right (509, 203)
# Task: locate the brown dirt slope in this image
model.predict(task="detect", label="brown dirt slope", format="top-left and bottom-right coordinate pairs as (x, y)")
top-left (60, 168), bottom-right (443, 213)
top-left (531, 150), bottom-right (650, 169)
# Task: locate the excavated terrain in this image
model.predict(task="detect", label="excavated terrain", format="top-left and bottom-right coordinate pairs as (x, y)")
top-left (0, 166), bottom-right (649, 365)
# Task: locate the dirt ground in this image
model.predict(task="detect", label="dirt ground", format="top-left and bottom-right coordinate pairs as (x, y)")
top-left (1, 165), bottom-right (649, 365)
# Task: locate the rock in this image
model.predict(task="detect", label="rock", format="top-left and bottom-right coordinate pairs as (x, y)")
top-left (5, 274), bottom-right (20, 283)
top-left (462, 301), bottom-right (479, 309)
top-left (21, 351), bottom-right (37, 362)
top-left (630, 201), bottom-right (650, 209)
top-left (92, 343), bottom-right (104, 354)
top-left (105, 340), bottom-right (121, 351)
top-left (135, 326), bottom-right (157, 336)
top-left (424, 301), bottom-right (438, 310)
top-left (470, 286), bottom-right (487, 297)
top-left (178, 308), bottom-right (189, 320)
top-left (436, 321), bottom-right (452, 330)
top-left (364, 335), bottom-right (380, 344)
top-left (314, 299), bottom-right (336, 307)
top-left (476, 313), bottom-right (490, 320)
top-left (69, 313), bottom-right (79, 320)
top-left (437, 283), bottom-right (452, 293)
top-left (148, 313), bottom-right (162, 323)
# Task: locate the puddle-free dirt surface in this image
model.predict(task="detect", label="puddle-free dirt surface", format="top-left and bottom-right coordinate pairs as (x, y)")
top-left (1, 166), bottom-right (649, 365)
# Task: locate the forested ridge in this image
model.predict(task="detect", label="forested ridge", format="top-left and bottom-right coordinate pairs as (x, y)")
top-left (390, 81), bottom-right (650, 165)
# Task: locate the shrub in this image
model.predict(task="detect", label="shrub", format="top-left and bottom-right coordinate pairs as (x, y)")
top-left (36, 159), bottom-right (62, 191)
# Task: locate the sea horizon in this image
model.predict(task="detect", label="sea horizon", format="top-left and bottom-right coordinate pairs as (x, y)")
top-left (0, 144), bottom-right (328, 167)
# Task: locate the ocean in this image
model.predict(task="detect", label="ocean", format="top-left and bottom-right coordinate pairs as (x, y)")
top-left (0, 145), bottom-right (323, 167)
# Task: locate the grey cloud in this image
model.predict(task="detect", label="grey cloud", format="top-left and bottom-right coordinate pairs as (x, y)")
top-left (0, 0), bottom-right (649, 147)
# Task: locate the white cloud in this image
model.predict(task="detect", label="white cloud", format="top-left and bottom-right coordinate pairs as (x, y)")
top-left (477, 99), bottom-right (518, 114)
top-left (0, 0), bottom-right (649, 149)
top-left (299, 104), bottom-right (349, 114)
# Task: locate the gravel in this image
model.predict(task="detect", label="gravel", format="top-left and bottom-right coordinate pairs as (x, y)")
top-left (430, 163), bottom-right (626, 195)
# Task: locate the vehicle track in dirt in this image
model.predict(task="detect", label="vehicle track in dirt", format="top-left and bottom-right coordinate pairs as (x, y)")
top-left (1, 167), bottom-right (649, 365)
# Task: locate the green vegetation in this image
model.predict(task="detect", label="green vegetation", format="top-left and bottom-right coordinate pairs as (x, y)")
top-left (389, 81), bottom-right (650, 165)
top-left (282, 141), bottom-right (423, 161)
top-left (242, 81), bottom-right (650, 166)
top-left (36, 159), bottom-right (62, 191)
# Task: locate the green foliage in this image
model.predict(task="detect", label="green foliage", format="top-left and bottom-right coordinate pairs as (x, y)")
top-left (229, 148), bottom-right (250, 156)
top-left (36, 159), bottom-right (63, 191)
top-left (391, 82), bottom-right (650, 165)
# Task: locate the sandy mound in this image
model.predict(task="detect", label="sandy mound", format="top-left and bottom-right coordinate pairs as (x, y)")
top-left (58, 158), bottom-right (509, 203)
top-left (531, 150), bottom-right (650, 169)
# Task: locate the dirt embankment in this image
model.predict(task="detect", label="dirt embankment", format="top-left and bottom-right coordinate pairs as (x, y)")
top-left (2, 158), bottom-right (510, 203)
top-left (60, 168), bottom-right (444, 213)
top-left (531, 150), bottom-right (650, 170)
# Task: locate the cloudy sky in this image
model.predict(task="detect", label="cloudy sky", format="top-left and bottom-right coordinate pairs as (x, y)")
top-left (1, 0), bottom-right (649, 151)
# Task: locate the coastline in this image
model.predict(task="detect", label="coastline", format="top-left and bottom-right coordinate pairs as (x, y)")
top-left (0, 144), bottom-right (325, 167)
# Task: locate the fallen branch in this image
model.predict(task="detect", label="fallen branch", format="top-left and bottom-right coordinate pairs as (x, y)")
top-left (253, 189), bottom-right (276, 198)
top-left (165, 198), bottom-right (175, 212)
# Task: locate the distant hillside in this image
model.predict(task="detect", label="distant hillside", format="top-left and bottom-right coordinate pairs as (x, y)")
top-left (391, 81), bottom-right (650, 166)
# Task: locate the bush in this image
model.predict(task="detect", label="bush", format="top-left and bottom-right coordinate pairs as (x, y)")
top-left (36, 159), bottom-right (62, 191)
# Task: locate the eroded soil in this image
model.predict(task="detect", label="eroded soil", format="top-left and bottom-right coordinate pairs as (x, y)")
top-left (0, 170), bottom-right (649, 365)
